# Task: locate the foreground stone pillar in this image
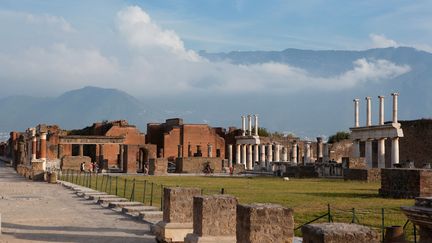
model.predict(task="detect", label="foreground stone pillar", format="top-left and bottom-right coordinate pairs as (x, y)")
top-left (247, 144), bottom-right (253, 170)
top-left (40, 132), bottom-right (47, 161)
top-left (302, 223), bottom-right (379, 243)
top-left (185, 195), bottom-right (237, 243)
top-left (260, 144), bottom-right (265, 167)
top-left (377, 138), bottom-right (386, 168)
top-left (274, 144), bottom-right (280, 162)
top-left (391, 137), bottom-right (399, 166)
top-left (352, 140), bottom-right (360, 158)
top-left (365, 139), bottom-right (373, 168)
top-left (236, 144), bottom-right (241, 164)
top-left (292, 143), bottom-right (298, 164)
top-left (236, 203), bottom-right (294, 243)
top-left (228, 145), bottom-right (233, 167)
top-left (155, 187), bottom-right (201, 243)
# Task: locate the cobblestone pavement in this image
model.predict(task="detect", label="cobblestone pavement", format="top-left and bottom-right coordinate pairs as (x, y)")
top-left (0, 161), bottom-right (156, 243)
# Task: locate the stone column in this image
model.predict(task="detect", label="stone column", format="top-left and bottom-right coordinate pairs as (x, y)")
top-left (391, 92), bottom-right (399, 123)
top-left (323, 143), bottom-right (329, 162)
top-left (378, 95), bottom-right (385, 125)
top-left (274, 144), bottom-right (280, 161)
top-left (247, 144), bottom-right (253, 170)
top-left (316, 137), bottom-right (323, 161)
top-left (254, 114), bottom-right (259, 136)
top-left (292, 143), bottom-right (298, 164)
top-left (177, 144), bottom-right (182, 158)
top-left (207, 144), bottom-right (213, 158)
top-left (366, 96), bottom-right (372, 126)
top-left (304, 141), bottom-right (311, 163)
top-left (352, 140), bottom-right (360, 158)
top-left (31, 131), bottom-right (36, 161)
top-left (391, 137), bottom-right (400, 166)
top-left (236, 203), bottom-right (294, 243)
top-left (241, 144), bottom-right (247, 167)
top-left (119, 144), bottom-right (124, 172)
top-left (365, 139), bottom-right (373, 168)
top-left (267, 144), bottom-right (273, 162)
top-left (236, 144), bottom-right (241, 164)
top-left (378, 138), bottom-right (386, 168)
top-left (184, 195), bottom-right (237, 243)
top-left (247, 115), bottom-right (252, 136)
top-left (79, 144), bottom-right (84, 156)
top-left (228, 145), bottom-right (233, 167)
top-left (253, 144), bottom-right (259, 166)
top-left (241, 115), bottom-right (246, 136)
top-left (282, 147), bottom-right (288, 162)
top-left (155, 187), bottom-right (201, 243)
top-left (39, 132), bottom-right (47, 161)
top-left (260, 144), bottom-right (265, 167)
top-left (353, 98), bottom-right (360, 127)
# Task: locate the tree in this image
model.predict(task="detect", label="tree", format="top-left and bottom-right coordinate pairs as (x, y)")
top-left (257, 127), bottom-right (270, 137)
top-left (328, 131), bottom-right (350, 143)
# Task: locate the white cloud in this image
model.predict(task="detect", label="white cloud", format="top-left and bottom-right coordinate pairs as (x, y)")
top-left (25, 13), bottom-right (75, 33)
top-left (369, 33), bottom-right (398, 48)
top-left (0, 6), bottom-right (412, 97)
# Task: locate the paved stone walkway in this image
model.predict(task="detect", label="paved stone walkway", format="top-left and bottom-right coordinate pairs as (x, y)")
top-left (0, 161), bottom-right (156, 243)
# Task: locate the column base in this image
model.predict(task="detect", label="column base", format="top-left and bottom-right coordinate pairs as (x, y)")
top-left (153, 221), bottom-right (193, 243)
top-left (184, 234), bottom-right (236, 243)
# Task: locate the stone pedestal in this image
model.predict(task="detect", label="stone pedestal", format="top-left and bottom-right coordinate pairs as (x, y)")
top-left (154, 187), bottom-right (201, 243)
top-left (236, 203), bottom-right (294, 243)
top-left (379, 169), bottom-right (432, 198)
top-left (302, 223), bottom-right (379, 243)
top-left (401, 197), bottom-right (432, 243)
top-left (185, 195), bottom-right (237, 243)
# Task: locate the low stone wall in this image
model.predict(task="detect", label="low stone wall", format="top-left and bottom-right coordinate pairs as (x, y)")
top-left (346, 157), bottom-right (367, 169)
top-left (379, 168), bottom-right (432, 198)
top-left (16, 164), bottom-right (44, 181)
top-left (61, 156), bottom-right (91, 171)
top-left (176, 157), bottom-right (223, 173)
top-left (149, 158), bottom-right (168, 175)
top-left (344, 168), bottom-right (381, 182)
top-left (233, 163), bottom-right (245, 174)
top-left (302, 223), bottom-right (379, 243)
top-left (316, 163), bottom-right (343, 177)
top-left (284, 165), bottom-right (319, 178)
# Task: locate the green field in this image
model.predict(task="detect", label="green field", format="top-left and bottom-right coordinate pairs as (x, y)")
top-left (64, 173), bottom-right (415, 238)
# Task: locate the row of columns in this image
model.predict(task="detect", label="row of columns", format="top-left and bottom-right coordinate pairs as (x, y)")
top-left (231, 143), bottom-right (296, 169)
top-left (28, 128), bottom-right (47, 162)
top-left (353, 93), bottom-right (400, 167)
top-left (241, 114), bottom-right (259, 136)
top-left (177, 143), bottom-right (217, 158)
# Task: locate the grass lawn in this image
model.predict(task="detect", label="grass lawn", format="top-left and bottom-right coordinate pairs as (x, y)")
top-left (66, 173), bottom-right (415, 238)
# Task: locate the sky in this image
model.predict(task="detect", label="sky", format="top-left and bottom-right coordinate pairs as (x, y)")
top-left (0, 0), bottom-right (430, 97)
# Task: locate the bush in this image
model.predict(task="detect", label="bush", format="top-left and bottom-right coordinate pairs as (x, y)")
top-left (328, 131), bottom-right (350, 143)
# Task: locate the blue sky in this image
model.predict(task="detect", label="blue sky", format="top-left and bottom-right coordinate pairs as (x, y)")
top-left (2, 0), bottom-right (432, 52)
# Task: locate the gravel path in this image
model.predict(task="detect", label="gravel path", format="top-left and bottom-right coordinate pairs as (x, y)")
top-left (0, 161), bottom-right (156, 243)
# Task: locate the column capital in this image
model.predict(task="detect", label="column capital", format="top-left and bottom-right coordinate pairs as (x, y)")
top-left (378, 95), bottom-right (385, 99)
top-left (353, 98), bottom-right (359, 102)
top-left (391, 92), bottom-right (399, 97)
top-left (365, 96), bottom-right (371, 100)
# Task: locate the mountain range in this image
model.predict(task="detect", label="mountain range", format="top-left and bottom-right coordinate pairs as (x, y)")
top-left (1, 47), bottom-right (431, 140)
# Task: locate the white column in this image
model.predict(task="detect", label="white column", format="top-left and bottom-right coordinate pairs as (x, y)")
top-left (241, 115), bottom-right (246, 136)
top-left (365, 139), bottom-right (373, 168)
top-left (292, 143), bottom-right (298, 164)
top-left (236, 144), bottom-right (241, 164)
top-left (354, 99), bottom-right (360, 127)
top-left (247, 115), bottom-right (252, 136)
top-left (274, 144), bottom-right (280, 161)
top-left (267, 144), bottom-right (273, 162)
top-left (323, 143), bottom-right (329, 162)
top-left (378, 138), bottom-right (385, 168)
top-left (228, 144), bottom-right (233, 167)
top-left (391, 92), bottom-right (399, 123)
top-left (31, 135), bottom-right (37, 161)
top-left (247, 144), bottom-right (253, 170)
top-left (378, 95), bottom-right (385, 125)
top-left (241, 144), bottom-right (247, 166)
top-left (260, 144), bottom-right (266, 167)
top-left (366, 96), bottom-right (372, 126)
top-left (391, 137), bottom-right (400, 166)
top-left (304, 142), bottom-right (311, 163)
top-left (253, 144), bottom-right (259, 165)
top-left (254, 114), bottom-right (259, 136)
top-left (352, 140), bottom-right (360, 157)
top-left (316, 137), bottom-right (323, 160)
top-left (282, 147), bottom-right (288, 162)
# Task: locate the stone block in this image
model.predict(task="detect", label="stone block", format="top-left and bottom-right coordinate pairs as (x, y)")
top-left (301, 223), bottom-right (379, 243)
top-left (379, 168), bottom-right (432, 198)
top-left (236, 203), bottom-right (294, 243)
top-left (344, 168), bottom-right (381, 182)
top-left (185, 195), bottom-right (237, 243)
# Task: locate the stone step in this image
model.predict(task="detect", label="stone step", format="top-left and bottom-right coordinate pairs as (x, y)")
top-left (98, 197), bottom-right (128, 204)
top-left (78, 192), bottom-right (107, 197)
top-left (108, 201), bottom-right (144, 209)
top-left (139, 211), bottom-right (163, 222)
top-left (122, 205), bottom-right (159, 213)
top-left (88, 194), bottom-right (119, 200)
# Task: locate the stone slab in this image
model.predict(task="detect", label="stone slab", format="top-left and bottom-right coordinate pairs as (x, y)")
top-left (301, 223), bottom-right (379, 243)
top-left (108, 201), bottom-right (144, 208)
top-left (139, 211), bottom-right (163, 222)
top-left (122, 205), bottom-right (159, 213)
top-left (98, 197), bottom-right (128, 204)
top-left (184, 235), bottom-right (236, 243)
top-left (154, 222), bottom-right (194, 243)
top-left (88, 194), bottom-right (119, 200)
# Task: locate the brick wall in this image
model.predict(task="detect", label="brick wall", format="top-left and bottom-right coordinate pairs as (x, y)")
top-left (176, 157), bottom-right (223, 173)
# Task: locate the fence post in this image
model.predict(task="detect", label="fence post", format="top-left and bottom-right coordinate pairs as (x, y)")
top-left (104, 175), bottom-right (108, 192)
top-left (108, 176), bottom-right (112, 194)
top-left (115, 176), bottom-right (118, 196)
top-left (95, 174), bottom-right (98, 190)
top-left (89, 173), bottom-right (92, 188)
top-left (150, 182), bottom-right (154, 206)
top-left (160, 184), bottom-right (163, 210)
top-left (351, 208), bottom-right (356, 223)
top-left (221, 188), bottom-right (225, 194)
top-left (143, 180), bottom-right (147, 204)
top-left (381, 208), bottom-right (385, 243)
top-left (413, 223), bottom-right (417, 243)
top-left (130, 178), bottom-right (136, 201)
top-left (327, 204), bottom-right (332, 222)
top-left (123, 178), bottom-right (127, 198)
